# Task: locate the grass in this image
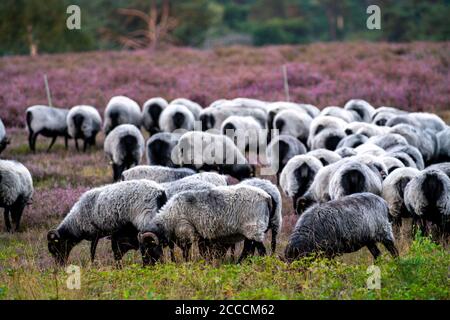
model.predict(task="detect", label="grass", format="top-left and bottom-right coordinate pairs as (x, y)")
top-left (0, 129), bottom-right (449, 300)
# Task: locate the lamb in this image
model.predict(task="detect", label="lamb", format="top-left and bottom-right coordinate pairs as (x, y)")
top-left (404, 169), bottom-right (450, 236)
top-left (285, 193), bottom-right (398, 261)
top-left (25, 105), bottom-right (70, 152)
top-left (137, 184), bottom-right (273, 265)
top-left (142, 97), bottom-right (168, 135)
top-left (0, 118), bottom-right (10, 154)
top-left (320, 106), bottom-right (355, 123)
top-left (104, 124), bottom-right (145, 181)
top-left (47, 180), bottom-right (166, 265)
top-left (382, 167), bottom-right (420, 227)
top-left (146, 132), bottom-right (181, 167)
top-left (336, 133), bottom-right (368, 149)
top-left (174, 131), bottom-right (255, 181)
top-left (221, 115), bottom-right (265, 150)
top-left (265, 135), bottom-right (307, 181)
top-left (328, 160), bottom-right (383, 201)
top-left (307, 149), bottom-right (342, 166)
top-left (240, 178), bottom-right (282, 254)
top-left (171, 98), bottom-right (203, 120)
top-left (344, 99), bottom-right (375, 123)
top-left (273, 109), bottom-right (312, 145)
top-left (158, 104), bottom-right (195, 132)
top-left (0, 160), bottom-right (33, 232)
top-left (103, 96), bottom-right (142, 135)
top-left (279, 155), bottom-right (323, 211)
top-left (67, 105), bottom-right (102, 152)
top-left (121, 165), bottom-right (196, 183)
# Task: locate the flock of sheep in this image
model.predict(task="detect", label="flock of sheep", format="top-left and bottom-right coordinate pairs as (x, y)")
top-left (0, 96), bottom-right (449, 267)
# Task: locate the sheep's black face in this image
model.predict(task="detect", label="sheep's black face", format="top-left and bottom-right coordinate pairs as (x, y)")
top-left (47, 230), bottom-right (74, 266)
top-left (295, 197), bottom-right (314, 215)
top-left (138, 232), bottom-right (163, 266)
top-left (230, 164), bottom-right (254, 181)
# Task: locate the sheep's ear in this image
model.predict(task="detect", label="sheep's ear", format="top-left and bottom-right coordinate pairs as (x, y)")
top-left (138, 232), bottom-right (159, 246)
top-left (47, 230), bottom-right (60, 242)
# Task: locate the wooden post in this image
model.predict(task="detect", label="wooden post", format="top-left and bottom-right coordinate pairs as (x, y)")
top-left (44, 74), bottom-right (52, 107)
top-left (282, 65), bottom-right (290, 102)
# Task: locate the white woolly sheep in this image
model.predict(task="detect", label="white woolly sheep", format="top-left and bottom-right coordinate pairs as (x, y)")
top-left (137, 184), bottom-right (273, 264)
top-left (161, 172), bottom-right (227, 199)
top-left (142, 97), bottom-right (168, 134)
top-left (159, 104), bottom-right (195, 132)
top-left (354, 143), bottom-right (386, 157)
top-left (386, 144), bottom-right (425, 170)
top-left (381, 156), bottom-right (406, 175)
top-left (279, 155), bottom-right (323, 211)
top-left (26, 105), bottom-right (70, 152)
top-left (266, 102), bottom-right (317, 130)
top-left (273, 109), bottom-right (312, 145)
top-left (320, 106), bottom-right (355, 123)
top-left (345, 122), bottom-right (387, 137)
top-left (409, 112), bottom-right (447, 133)
top-left (104, 124), bottom-right (145, 181)
top-left (0, 118), bottom-right (10, 154)
top-left (344, 99), bottom-right (375, 123)
top-left (366, 133), bottom-right (409, 150)
top-left (307, 149), bottom-right (342, 166)
top-left (103, 96), bottom-right (142, 135)
top-left (171, 98), bottom-right (203, 120)
top-left (221, 115), bottom-right (265, 150)
top-left (308, 116), bottom-right (347, 150)
top-left (47, 180), bottom-right (166, 265)
top-left (285, 193), bottom-right (398, 261)
top-left (336, 133), bottom-right (368, 149)
top-left (67, 105), bottom-right (102, 152)
top-left (121, 165), bottom-right (196, 183)
top-left (146, 132), bottom-right (181, 167)
top-left (0, 160), bottom-right (33, 232)
top-left (404, 169), bottom-right (450, 236)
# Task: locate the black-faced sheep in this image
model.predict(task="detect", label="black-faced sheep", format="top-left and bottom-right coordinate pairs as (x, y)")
top-left (336, 133), bottom-right (368, 149)
top-left (381, 156), bottom-right (406, 175)
top-left (47, 180), bottom-right (166, 265)
top-left (0, 118), bottom-right (10, 154)
top-left (382, 167), bottom-right (420, 227)
top-left (344, 122), bottom-right (386, 137)
top-left (121, 165), bottom-right (196, 183)
top-left (366, 133), bottom-right (409, 151)
top-left (267, 102), bottom-right (311, 130)
top-left (307, 116), bottom-right (347, 151)
top-left (159, 104), bottom-right (195, 132)
top-left (221, 115), bottom-right (265, 150)
top-left (0, 160), bottom-right (33, 232)
top-left (273, 109), bottom-right (312, 145)
top-left (174, 131), bottom-right (255, 181)
top-left (171, 98), bottom-right (203, 120)
top-left (386, 144), bottom-right (425, 170)
top-left (279, 155), bottom-right (323, 211)
top-left (103, 96), bottom-right (142, 135)
top-left (266, 135), bottom-right (307, 181)
top-left (307, 149), bottom-right (342, 166)
top-left (142, 97), bottom-right (168, 135)
top-left (404, 169), bottom-right (450, 236)
top-left (285, 193), bottom-right (398, 261)
top-left (104, 124), bottom-right (145, 181)
top-left (137, 184), bottom-right (273, 265)
top-left (146, 132), bottom-right (181, 167)
top-left (67, 105), bottom-right (102, 152)
top-left (25, 105), bottom-right (70, 152)
top-left (344, 99), bottom-right (375, 123)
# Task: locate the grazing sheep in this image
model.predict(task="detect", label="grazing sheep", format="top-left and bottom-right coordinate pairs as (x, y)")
top-left (336, 133), bottom-right (368, 149)
top-left (404, 169), bottom-right (450, 236)
top-left (285, 193), bottom-right (398, 261)
top-left (137, 184), bottom-right (273, 265)
top-left (344, 99), bottom-right (375, 123)
top-left (171, 98), bottom-right (203, 120)
top-left (162, 172), bottom-right (227, 199)
top-left (67, 105), bottom-right (102, 152)
top-left (335, 147), bottom-right (357, 158)
top-left (381, 156), bottom-right (406, 175)
top-left (307, 149), bottom-right (342, 166)
top-left (308, 116), bottom-right (347, 150)
top-left (221, 116), bottom-right (264, 150)
top-left (385, 151), bottom-right (418, 169)
top-left (279, 155), bottom-right (323, 211)
top-left (386, 115), bottom-right (421, 128)
top-left (0, 160), bottom-right (33, 232)
top-left (142, 97), bottom-right (168, 134)
top-left (47, 180), bottom-right (166, 265)
top-left (320, 106), bottom-right (355, 123)
top-left (354, 153), bottom-right (388, 179)
top-left (345, 122), bottom-right (386, 137)
top-left (434, 127), bottom-right (450, 162)
top-left (273, 109), bottom-right (312, 145)
top-left (328, 160), bottom-right (383, 200)
top-left (427, 162), bottom-right (450, 178)
top-left (266, 135), bottom-right (307, 181)
top-left (25, 105), bottom-right (70, 152)
top-left (410, 113), bottom-right (446, 133)
top-left (266, 102), bottom-right (316, 130)
top-left (122, 165), bottom-right (196, 183)
top-left (240, 178), bottom-right (282, 254)
top-left (146, 132), bottom-right (181, 167)
top-left (382, 167), bottom-right (420, 227)
top-left (386, 144), bottom-right (425, 170)
top-left (366, 133), bottom-right (409, 150)
top-left (104, 124), bottom-right (145, 181)
top-left (159, 104), bottom-right (195, 132)
top-left (175, 131), bottom-right (255, 181)
top-left (103, 96), bottom-right (142, 135)
top-left (0, 118), bottom-right (10, 154)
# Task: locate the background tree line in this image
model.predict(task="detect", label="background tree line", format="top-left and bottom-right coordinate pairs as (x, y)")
top-left (0, 0), bottom-right (449, 56)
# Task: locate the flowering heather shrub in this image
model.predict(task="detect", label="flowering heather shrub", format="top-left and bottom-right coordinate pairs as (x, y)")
top-left (0, 42), bottom-right (449, 126)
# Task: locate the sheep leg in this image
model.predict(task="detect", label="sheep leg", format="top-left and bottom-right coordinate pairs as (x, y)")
top-left (3, 208), bottom-right (11, 232)
top-left (90, 236), bottom-right (100, 262)
top-left (181, 242), bottom-right (191, 262)
top-left (112, 164), bottom-right (123, 182)
top-left (169, 241), bottom-right (176, 262)
top-left (64, 136), bottom-right (69, 150)
top-left (366, 243), bottom-right (381, 260)
top-left (238, 239), bottom-right (254, 263)
top-left (75, 139), bottom-right (80, 151)
top-left (382, 240), bottom-right (399, 258)
top-left (30, 132), bottom-right (38, 152)
top-left (47, 136), bottom-right (57, 152)
top-left (11, 200), bottom-right (26, 232)
top-left (271, 229), bottom-right (277, 255)
top-left (255, 241), bottom-right (267, 256)
top-left (28, 131), bottom-right (35, 152)
top-left (111, 237), bottom-right (124, 268)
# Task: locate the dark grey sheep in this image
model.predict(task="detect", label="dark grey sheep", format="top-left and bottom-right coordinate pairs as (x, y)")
top-left (103, 96), bottom-right (142, 135)
top-left (142, 97), bottom-right (168, 135)
top-left (146, 132), bottom-right (181, 167)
